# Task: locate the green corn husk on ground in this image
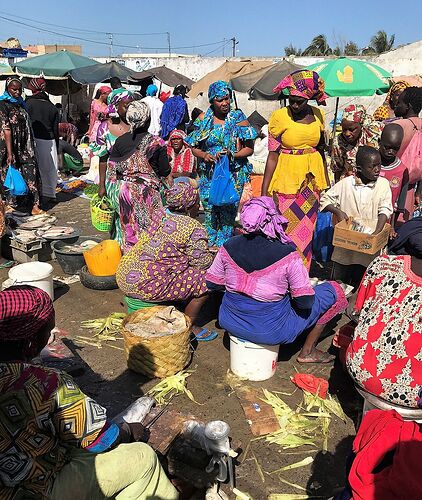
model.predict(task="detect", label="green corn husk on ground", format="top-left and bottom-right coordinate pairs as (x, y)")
top-left (147, 370), bottom-right (202, 405)
top-left (77, 313), bottom-right (127, 348)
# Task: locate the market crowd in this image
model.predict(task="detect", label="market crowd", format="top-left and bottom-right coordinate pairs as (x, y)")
top-left (0, 69), bottom-right (421, 499)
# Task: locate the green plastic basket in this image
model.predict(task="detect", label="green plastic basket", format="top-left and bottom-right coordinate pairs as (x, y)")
top-left (125, 296), bottom-right (156, 314)
top-left (90, 195), bottom-right (114, 232)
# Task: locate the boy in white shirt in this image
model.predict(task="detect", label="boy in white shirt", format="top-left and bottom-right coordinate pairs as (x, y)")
top-left (320, 145), bottom-right (393, 288)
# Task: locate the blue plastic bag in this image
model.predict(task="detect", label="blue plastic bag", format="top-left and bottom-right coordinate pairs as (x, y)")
top-left (208, 155), bottom-right (240, 207)
top-left (312, 210), bottom-right (334, 263)
top-left (4, 165), bottom-right (28, 196)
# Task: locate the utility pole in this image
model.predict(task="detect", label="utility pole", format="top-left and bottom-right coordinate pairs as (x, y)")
top-left (167, 32), bottom-right (171, 56)
top-left (107, 33), bottom-right (113, 59)
top-left (231, 37), bottom-right (238, 58)
top-left (223, 38), bottom-right (226, 57)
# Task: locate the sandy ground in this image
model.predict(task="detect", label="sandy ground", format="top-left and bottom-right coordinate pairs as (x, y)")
top-left (1, 193), bottom-right (362, 499)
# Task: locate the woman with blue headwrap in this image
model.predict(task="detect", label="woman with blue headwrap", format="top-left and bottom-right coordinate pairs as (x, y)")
top-left (186, 80), bottom-right (257, 247)
top-left (0, 76), bottom-right (42, 214)
top-left (141, 84), bottom-right (163, 136)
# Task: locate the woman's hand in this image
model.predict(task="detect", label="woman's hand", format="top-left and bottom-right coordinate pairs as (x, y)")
top-left (98, 185), bottom-right (107, 198)
top-left (215, 149), bottom-right (228, 162)
top-left (164, 174), bottom-right (174, 187)
top-left (6, 152), bottom-right (14, 166)
top-left (202, 152), bottom-right (215, 164)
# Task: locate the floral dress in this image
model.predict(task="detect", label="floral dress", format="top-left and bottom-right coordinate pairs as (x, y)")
top-left (116, 209), bottom-right (213, 302)
top-left (346, 255), bottom-right (422, 408)
top-left (186, 109), bottom-right (257, 247)
top-left (0, 100), bottom-right (41, 207)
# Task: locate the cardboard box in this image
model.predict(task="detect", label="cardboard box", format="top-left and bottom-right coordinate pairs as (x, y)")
top-left (333, 219), bottom-right (390, 255)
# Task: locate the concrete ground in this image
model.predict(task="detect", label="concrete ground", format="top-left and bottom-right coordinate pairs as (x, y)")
top-left (1, 192), bottom-right (361, 499)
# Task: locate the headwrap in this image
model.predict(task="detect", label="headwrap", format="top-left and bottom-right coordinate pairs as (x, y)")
top-left (373, 81), bottom-right (411, 121)
top-left (165, 182), bottom-right (199, 211)
top-left (159, 91), bottom-right (171, 102)
top-left (126, 100), bottom-right (150, 132)
top-left (146, 84), bottom-right (158, 97)
top-left (273, 70), bottom-right (327, 105)
top-left (107, 88), bottom-right (133, 118)
top-left (343, 104), bottom-right (368, 124)
top-left (208, 80), bottom-right (232, 103)
top-left (0, 76), bottom-right (26, 107)
top-left (240, 196), bottom-right (294, 244)
top-left (167, 129), bottom-right (196, 174)
top-left (99, 85), bottom-right (112, 95)
top-left (388, 217), bottom-right (422, 258)
top-left (160, 95), bottom-right (188, 139)
top-left (28, 77), bottom-right (46, 95)
top-left (0, 285), bottom-right (55, 341)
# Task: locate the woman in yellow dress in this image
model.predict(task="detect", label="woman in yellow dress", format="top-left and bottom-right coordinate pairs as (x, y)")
top-left (261, 70), bottom-right (328, 269)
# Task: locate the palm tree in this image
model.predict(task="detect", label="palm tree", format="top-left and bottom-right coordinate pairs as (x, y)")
top-left (302, 35), bottom-right (332, 56)
top-left (344, 41), bottom-right (359, 56)
top-left (284, 44), bottom-right (302, 56)
top-left (369, 31), bottom-right (395, 54)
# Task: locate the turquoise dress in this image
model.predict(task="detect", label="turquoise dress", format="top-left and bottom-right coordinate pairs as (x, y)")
top-left (186, 109), bottom-right (257, 247)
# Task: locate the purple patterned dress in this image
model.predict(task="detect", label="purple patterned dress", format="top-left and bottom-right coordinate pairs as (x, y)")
top-left (116, 210), bottom-right (213, 302)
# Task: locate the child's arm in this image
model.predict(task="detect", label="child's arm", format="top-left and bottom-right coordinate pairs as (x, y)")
top-left (373, 180), bottom-right (393, 234)
top-left (391, 168), bottom-right (410, 238)
top-left (373, 214), bottom-right (388, 235)
top-left (320, 182), bottom-right (349, 221)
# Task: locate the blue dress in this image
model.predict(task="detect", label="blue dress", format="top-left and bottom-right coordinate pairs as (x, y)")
top-left (186, 109), bottom-right (257, 247)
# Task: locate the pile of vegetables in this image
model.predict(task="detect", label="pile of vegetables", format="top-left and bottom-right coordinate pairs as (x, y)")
top-left (76, 312), bottom-right (126, 349)
top-left (147, 370), bottom-right (201, 405)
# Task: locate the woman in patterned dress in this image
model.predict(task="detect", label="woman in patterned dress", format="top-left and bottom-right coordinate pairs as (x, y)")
top-left (186, 80), bottom-right (257, 248)
top-left (109, 101), bottom-right (172, 253)
top-left (346, 218), bottom-right (422, 408)
top-left (116, 182), bottom-right (214, 335)
top-left (0, 76), bottom-right (42, 214)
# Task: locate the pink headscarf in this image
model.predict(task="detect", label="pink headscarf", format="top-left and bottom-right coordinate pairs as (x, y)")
top-left (273, 70), bottom-right (327, 105)
top-left (99, 86), bottom-right (112, 95)
top-left (240, 196), bottom-right (293, 244)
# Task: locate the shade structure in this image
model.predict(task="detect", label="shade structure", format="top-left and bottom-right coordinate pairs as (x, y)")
top-left (12, 50), bottom-right (98, 79)
top-left (188, 60), bottom-right (273, 98)
top-left (0, 62), bottom-right (15, 80)
top-left (70, 61), bottom-right (139, 84)
top-left (231, 60), bottom-right (303, 100)
top-left (129, 65), bottom-right (194, 89)
top-left (307, 57), bottom-right (391, 97)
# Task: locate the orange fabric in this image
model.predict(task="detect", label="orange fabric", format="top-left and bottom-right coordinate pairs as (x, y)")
top-left (250, 174), bottom-right (263, 197)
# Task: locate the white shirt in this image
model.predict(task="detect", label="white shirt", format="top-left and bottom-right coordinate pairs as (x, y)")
top-left (141, 96), bottom-right (163, 136)
top-left (320, 175), bottom-right (393, 266)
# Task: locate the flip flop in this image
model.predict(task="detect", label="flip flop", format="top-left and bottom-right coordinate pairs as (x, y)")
top-left (192, 328), bottom-right (218, 342)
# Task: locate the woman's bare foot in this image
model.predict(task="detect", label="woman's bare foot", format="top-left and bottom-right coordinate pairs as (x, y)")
top-left (297, 348), bottom-right (335, 364)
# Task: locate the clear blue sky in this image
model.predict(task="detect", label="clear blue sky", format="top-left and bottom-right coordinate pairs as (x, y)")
top-left (1, 1), bottom-right (421, 57)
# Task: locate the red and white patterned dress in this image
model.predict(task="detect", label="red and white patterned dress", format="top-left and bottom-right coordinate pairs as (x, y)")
top-left (346, 254), bottom-right (422, 408)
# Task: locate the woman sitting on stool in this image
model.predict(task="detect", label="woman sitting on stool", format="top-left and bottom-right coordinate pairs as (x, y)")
top-left (206, 196), bottom-right (348, 363)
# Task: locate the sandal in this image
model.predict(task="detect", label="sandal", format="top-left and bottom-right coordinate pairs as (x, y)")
top-left (297, 349), bottom-right (335, 364)
top-left (192, 328), bottom-right (218, 342)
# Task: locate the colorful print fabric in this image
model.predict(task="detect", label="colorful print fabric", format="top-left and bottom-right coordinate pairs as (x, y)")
top-left (0, 363), bottom-right (115, 499)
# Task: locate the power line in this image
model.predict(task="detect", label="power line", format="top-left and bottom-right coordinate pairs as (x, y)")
top-left (0, 13), bottom-right (230, 52)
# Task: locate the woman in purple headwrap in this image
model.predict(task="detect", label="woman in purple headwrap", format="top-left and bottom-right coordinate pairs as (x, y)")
top-left (206, 196), bottom-right (348, 363)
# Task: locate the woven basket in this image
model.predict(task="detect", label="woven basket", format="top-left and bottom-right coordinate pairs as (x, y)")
top-left (90, 195), bottom-right (114, 232)
top-left (121, 306), bottom-right (191, 378)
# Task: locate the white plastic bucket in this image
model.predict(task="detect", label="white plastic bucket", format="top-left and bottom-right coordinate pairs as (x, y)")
top-left (229, 335), bottom-right (279, 381)
top-left (8, 262), bottom-right (54, 299)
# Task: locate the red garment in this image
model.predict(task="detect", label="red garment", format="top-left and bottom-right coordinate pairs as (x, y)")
top-left (349, 409), bottom-right (422, 500)
top-left (167, 130), bottom-right (196, 174)
top-left (380, 158), bottom-right (408, 208)
top-left (291, 373), bottom-right (328, 398)
top-left (346, 255), bottom-right (422, 408)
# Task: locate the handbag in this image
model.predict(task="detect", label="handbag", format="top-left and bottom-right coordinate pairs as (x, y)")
top-left (208, 155), bottom-right (240, 207)
top-left (4, 165), bottom-right (28, 196)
